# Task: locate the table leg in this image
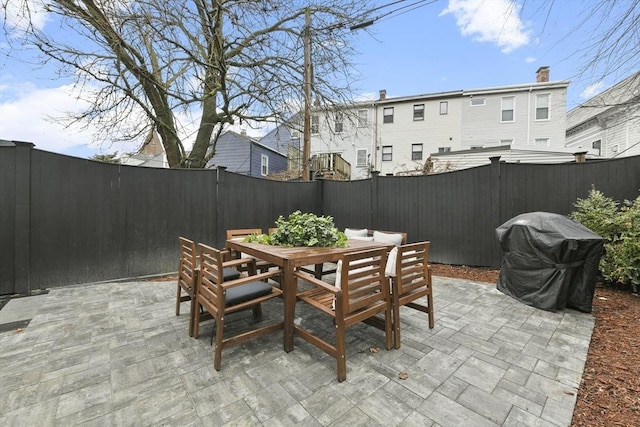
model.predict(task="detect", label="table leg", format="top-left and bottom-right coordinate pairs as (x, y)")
top-left (283, 260), bottom-right (295, 352)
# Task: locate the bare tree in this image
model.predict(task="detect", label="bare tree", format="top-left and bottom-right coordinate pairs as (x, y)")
top-left (523, 1), bottom-right (640, 84)
top-left (2, 0), bottom-right (373, 167)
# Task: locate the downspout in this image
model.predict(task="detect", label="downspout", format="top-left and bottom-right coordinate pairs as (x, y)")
top-left (372, 101), bottom-right (378, 175)
top-left (527, 86), bottom-right (532, 146)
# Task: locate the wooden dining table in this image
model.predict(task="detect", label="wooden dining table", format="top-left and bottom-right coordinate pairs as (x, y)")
top-left (225, 238), bottom-right (393, 352)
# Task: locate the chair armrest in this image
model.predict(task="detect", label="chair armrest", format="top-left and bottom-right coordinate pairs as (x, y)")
top-left (294, 270), bottom-right (340, 294)
top-left (221, 269), bottom-right (282, 290)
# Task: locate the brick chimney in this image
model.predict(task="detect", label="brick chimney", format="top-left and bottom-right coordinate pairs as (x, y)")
top-left (379, 89), bottom-right (386, 100)
top-left (536, 66), bottom-right (549, 83)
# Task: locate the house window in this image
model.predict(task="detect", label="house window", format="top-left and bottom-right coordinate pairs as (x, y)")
top-left (261, 155), bottom-right (269, 176)
top-left (381, 145), bottom-right (392, 161)
top-left (290, 127), bottom-right (300, 139)
top-left (440, 101), bottom-right (448, 115)
top-left (383, 107), bottom-right (394, 124)
top-left (358, 109), bottom-right (368, 127)
top-left (592, 140), bottom-right (601, 156)
top-left (534, 138), bottom-right (549, 146)
top-left (500, 139), bottom-right (513, 146)
top-left (311, 114), bottom-right (319, 134)
top-left (438, 147), bottom-right (451, 153)
top-left (413, 104), bottom-right (424, 121)
top-left (536, 94), bottom-right (549, 120)
top-left (356, 149), bottom-right (367, 167)
top-left (501, 96), bottom-right (515, 122)
top-left (411, 144), bottom-right (423, 160)
top-left (335, 112), bottom-right (343, 133)
top-left (470, 98), bottom-right (485, 106)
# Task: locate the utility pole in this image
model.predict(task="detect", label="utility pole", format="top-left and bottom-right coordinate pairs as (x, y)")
top-left (302, 8), bottom-right (311, 181)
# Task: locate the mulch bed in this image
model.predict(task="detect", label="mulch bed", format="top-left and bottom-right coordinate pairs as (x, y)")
top-left (429, 263), bottom-right (640, 426)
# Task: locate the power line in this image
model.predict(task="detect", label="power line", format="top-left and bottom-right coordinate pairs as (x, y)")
top-left (349, 0), bottom-right (439, 30)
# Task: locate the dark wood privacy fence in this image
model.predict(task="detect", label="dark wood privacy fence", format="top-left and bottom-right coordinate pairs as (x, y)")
top-left (2, 140), bottom-right (640, 296)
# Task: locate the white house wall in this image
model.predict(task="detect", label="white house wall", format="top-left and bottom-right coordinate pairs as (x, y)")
top-left (307, 79), bottom-right (570, 178)
top-left (309, 105), bottom-right (375, 180)
top-left (565, 72), bottom-right (640, 159)
top-left (375, 97), bottom-right (463, 176)
top-left (430, 147), bottom-right (581, 171)
top-left (461, 85), bottom-right (568, 148)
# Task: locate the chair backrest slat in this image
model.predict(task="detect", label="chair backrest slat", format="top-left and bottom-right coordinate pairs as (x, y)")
top-left (198, 243), bottom-right (228, 308)
top-left (179, 237), bottom-right (198, 287)
top-left (396, 242), bottom-right (430, 296)
top-left (338, 248), bottom-right (389, 314)
top-left (226, 228), bottom-right (263, 240)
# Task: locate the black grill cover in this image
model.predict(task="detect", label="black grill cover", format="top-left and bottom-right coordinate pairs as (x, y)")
top-left (496, 212), bottom-right (604, 313)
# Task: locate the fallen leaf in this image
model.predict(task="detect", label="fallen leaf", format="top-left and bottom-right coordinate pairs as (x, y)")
top-left (398, 372), bottom-right (409, 380)
top-left (564, 390), bottom-right (575, 396)
top-left (369, 347), bottom-right (379, 353)
top-left (13, 328), bottom-right (24, 334)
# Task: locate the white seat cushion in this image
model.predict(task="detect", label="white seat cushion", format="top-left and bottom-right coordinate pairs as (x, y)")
top-left (350, 235), bottom-right (374, 241)
top-left (344, 228), bottom-right (368, 238)
top-left (373, 231), bottom-right (404, 246)
top-left (385, 247), bottom-right (398, 277)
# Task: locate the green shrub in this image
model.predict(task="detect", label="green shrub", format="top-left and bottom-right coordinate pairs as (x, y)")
top-left (245, 211), bottom-right (347, 248)
top-left (571, 187), bottom-right (640, 291)
top-left (570, 187), bottom-right (621, 240)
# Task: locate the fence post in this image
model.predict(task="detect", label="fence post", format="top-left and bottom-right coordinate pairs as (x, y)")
top-left (316, 176), bottom-right (325, 216)
top-left (14, 141), bottom-right (35, 295)
top-left (489, 156), bottom-right (502, 267)
top-left (371, 171), bottom-right (380, 230)
top-left (215, 166), bottom-right (227, 249)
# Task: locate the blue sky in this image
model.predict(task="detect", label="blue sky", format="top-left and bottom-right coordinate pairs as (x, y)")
top-left (0, 0), bottom-right (635, 159)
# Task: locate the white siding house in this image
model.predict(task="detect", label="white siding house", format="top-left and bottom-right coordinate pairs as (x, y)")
top-left (309, 101), bottom-right (376, 180)
top-left (375, 90), bottom-right (463, 176)
top-left (308, 67), bottom-right (572, 177)
top-left (566, 72), bottom-right (640, 158)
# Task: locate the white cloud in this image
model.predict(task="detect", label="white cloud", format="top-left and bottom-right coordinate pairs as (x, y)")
top-left (2, 0), bottom-right (50, 33)
top-left (0, 82), bottom-right (156, 156)
top-left (0, 82), bottom-right (100, 154)
top-left (580, 81), bottom-right (604, 99)
top-left (525, 56), bottom-right (536, 63)
top-left (440, 0), bottom-right (530, 53)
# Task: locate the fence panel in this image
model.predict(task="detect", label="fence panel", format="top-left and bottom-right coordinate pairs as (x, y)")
top-left (29, 152), bottom-right (126, 287)
top-left (0, 143), bottom-right (17, 295)
top-left (410, 165), bottom-right (498, 266)
top-left (218, 170), bottom-right (319, 247)
top-left (119, 165), bottom-right (219, 278)
top-left (2, 142), bottom-right (640, 295)
top-left (322, 179), bottom-right (373, 230)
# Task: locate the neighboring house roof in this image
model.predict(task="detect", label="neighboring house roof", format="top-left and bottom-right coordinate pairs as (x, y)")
top-left (207, 130), bottom-right (287, 176)
top-left (215, 130), bottom-right (285, 156)
top-left (567, 72), bottom-right (640, 131)
top-left (259, 119), bottom-right (301, 155)
top-left (427, 145), bottom-right (590, 173)
top-left (119, 130), bottom-right (168, 168)
top-left (463, 80), bottom-right (570, 96)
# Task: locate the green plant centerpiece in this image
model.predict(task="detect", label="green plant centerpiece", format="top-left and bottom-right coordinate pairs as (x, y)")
top-left (245, 211), bottom-right (348, 247)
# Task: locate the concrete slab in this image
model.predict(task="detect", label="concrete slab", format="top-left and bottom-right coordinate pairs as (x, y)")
top-left (0, 276), bottom-right (594, 426)
top-left (0, 294), bottom-right (49, 332)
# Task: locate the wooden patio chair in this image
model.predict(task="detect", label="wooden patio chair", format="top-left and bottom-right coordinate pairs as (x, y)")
top-left (388, 241), bottom-right (434, 349)
top-left (194, 243), bottom-right (283, 371)
top-left (226, 228), bottom-right (277, 275)
top-left (176, 237), bottom-right (242, 337)
top-left (294, 247), bottom-right (393, 382)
